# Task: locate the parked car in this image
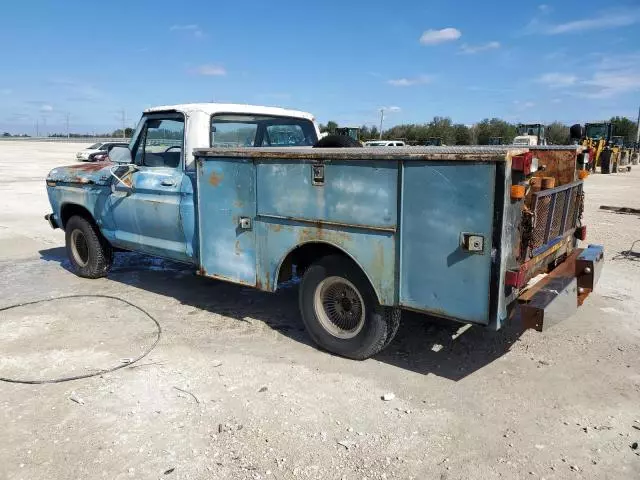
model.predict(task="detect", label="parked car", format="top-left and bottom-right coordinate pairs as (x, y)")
top-left (364, 140), bottom-right (405, 147)
top-left (76, 142), bottom-right (128, 161)
top-left (86, 143), bottom-right (129, 162)
top-left (45, 103), bottom-right (603, 360)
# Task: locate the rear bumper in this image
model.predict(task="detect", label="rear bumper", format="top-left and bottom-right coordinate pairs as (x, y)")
top-left (518, 244), bottom-right (604, 331)
top-left (44, 213), bottom-right (59, 229)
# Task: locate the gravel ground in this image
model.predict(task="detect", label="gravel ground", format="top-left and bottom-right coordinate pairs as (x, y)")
top-left (0, 142), bottom-right (639, 480)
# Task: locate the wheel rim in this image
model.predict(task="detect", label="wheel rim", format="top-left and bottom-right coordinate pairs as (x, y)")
top-left (313, 276), bottom-right (365, 339)
top-left (70, 229), bottom-right (89, 267)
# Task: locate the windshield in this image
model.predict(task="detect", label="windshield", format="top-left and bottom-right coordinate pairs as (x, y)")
top-left (513, 137), bottom-right (531, 145)
top-left (211, 114), bottom-right (318, 147)
top-left (88, 143), bottom-right (102, 149)
top-left (586, 124), bottom-right (608, 139)
top-left (366, 142), bottom-right (387, 146)
top-left (517, 125), bottom-right (542, 136)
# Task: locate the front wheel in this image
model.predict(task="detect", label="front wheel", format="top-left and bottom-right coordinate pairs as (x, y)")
top-left (65, 215), bottom-right (113, 278)
top-left (299, 255), bottom-right (399, 359)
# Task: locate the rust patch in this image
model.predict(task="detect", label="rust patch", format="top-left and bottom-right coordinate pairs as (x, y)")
top-left (256, 272), bottom-right (271, 291)
top-left (530, 148), bottom-right (578, 187)
top-left (234, 240), bottom-right (243, 255)
top-left (372, 241), bottom-right (385, 277)
top-left (269, 223), bottom-right (283, 232)
top-left (73, 161), bottom-right (114, 172)
top-left (233, 199), bottom-right (244, 208)
top-left (209, 171), bottom-right (223, 187)
top-left (296, 222), bottom-right (352, 244)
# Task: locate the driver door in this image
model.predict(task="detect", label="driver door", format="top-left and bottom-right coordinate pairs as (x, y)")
top-left (110, 114), bottom-right (191, 262)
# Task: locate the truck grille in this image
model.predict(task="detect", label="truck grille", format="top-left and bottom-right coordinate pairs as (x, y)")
top-left (531, 181), bottom-right (583, 254)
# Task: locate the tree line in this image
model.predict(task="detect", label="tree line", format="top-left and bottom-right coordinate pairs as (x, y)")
top-left (2, 127), bottom-right (136, 138)
top-left (319, 116), bottom-right (638, 145)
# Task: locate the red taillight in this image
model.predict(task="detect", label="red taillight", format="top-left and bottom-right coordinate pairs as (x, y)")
top-left (505, 269), bottom-right (527, 288)
top-left (512, 152), bottom-right (534, 175)
top-left (575, 225), bottom-right (587, 241)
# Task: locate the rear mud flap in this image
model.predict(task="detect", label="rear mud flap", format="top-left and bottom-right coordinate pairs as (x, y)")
top-left (519, 245), bottom-right (604, 331)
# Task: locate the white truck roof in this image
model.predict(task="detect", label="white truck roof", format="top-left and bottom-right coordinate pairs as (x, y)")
top-left (144, 103), bottom-right (316, 122)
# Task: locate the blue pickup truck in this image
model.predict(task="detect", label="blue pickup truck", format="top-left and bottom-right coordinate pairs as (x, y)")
top-left (45, 103), bottom-right (604, 359)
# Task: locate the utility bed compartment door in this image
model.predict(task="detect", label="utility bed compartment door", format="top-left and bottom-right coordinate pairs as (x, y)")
top-left (399, 162), bottom-right (495, 324)
top-left (196, 158), bottom-right (257, 285)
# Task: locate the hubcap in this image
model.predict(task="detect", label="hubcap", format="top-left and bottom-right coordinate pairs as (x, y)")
top-left (70, 229), bottom-right (89, 267)
top-left (313, 276), bottom-right (365, 339)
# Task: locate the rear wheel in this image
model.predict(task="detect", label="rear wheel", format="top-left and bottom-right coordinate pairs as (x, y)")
top-left (65, 215), bottom-right (113, 278)
top-left (299, 255), bottom-right (397, 359)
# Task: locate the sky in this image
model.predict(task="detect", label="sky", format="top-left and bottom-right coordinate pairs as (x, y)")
top-left (1, 0), bottom-right (639, 135)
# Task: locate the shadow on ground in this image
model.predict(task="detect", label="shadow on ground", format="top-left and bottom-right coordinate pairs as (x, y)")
top-left (40, 248), bottom-right (526, 381)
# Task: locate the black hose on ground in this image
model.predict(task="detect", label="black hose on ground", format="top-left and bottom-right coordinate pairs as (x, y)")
top-left (0, 294), bottom-right (162, 385)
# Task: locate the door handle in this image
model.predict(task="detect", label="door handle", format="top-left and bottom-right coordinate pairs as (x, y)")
top-left (161, 179), bottom-right (176, 187)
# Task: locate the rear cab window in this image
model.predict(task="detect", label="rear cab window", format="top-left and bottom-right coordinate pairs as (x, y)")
top-left (210, 114), bottom-right (318, 147)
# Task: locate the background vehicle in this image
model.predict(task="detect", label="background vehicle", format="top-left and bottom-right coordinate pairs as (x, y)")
top-left (423, 137), bottom-right (443, 146)
top-left (334, 127), bottom-right (360, 142)
top-left (364, 140), bottom-right (405, 147)
top-left (513, 124), bottom-right (547, 146)
top-left (76, 142), bottom-right (128, 161)
top-left (45, 105), bottom-right (603, 360)
top-left (87, 142), bottom-right (129, 162)
top-left (571, 122), bottom-right (620, 174)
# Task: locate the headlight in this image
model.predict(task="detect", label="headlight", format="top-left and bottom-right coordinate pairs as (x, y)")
top-left (530, 157), bottom-right (539, 173)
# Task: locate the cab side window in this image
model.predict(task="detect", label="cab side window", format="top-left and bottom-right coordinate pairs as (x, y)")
top-left (132, 117), bottom-right (184, 168)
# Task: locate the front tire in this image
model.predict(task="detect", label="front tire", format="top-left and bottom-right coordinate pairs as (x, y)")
top-left (65, 215), bottom-right (113, 278)
top-left (299, 255), bottom-right (397, 360)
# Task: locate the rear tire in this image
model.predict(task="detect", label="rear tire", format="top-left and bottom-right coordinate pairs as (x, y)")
top-left (65, 215), bottom-right (113, 278)
top-left (299, 255), bottom-right (394, 360)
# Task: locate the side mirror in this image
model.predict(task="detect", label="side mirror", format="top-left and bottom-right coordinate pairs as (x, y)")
top-left (109, 145), bottom-right (132, 164)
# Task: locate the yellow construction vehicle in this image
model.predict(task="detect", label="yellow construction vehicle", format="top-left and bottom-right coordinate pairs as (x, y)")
top-left (570, 122), bottom-right (620, 174)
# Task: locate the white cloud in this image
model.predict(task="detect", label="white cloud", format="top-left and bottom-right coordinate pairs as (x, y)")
top-left (387, 75), bottom-right (432, 87)
top-left (538, 4), bottom-right (552, 13)
top-left (538, 57), bottom-right (640, 99)
top-left (540, 10), bottom-right (640, 35)
top-left (419, 28), bottom-right (461, 45)
top-left (192, 65), bottom-right (227, 76)
top-left (581, 70), bottom-right (640, 98)
top-left (513, 100), bottom-right (535, 110)
top-left (1, 88), bottom-right (11, 95)
top-left (459, 41), bottom-right (500, 54)
top-left (40, 104), bottom-right (53, 112)
top-left (170, 24), bottom-right (205, 38)
top-left (536, 72), bottom-right (578, 87)
top-left (551, 98), bottom-right (562, 104)
top-left (387, 106), bottom-right (401, 112)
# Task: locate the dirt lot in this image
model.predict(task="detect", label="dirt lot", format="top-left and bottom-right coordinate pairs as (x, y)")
top-left (1, 141), bottom-right (639, 480)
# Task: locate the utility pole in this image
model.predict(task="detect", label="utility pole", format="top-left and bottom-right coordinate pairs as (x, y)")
top-left (379, 108), bottom-right (384, 139)
top-left (636, 105), bottom-right (640, 144)
top-left (66, 113), bottom-right (70, 139)
top-left (121, 109), bottom-right (126, 138)
top-left (35, 119), bottom-right (39, 137)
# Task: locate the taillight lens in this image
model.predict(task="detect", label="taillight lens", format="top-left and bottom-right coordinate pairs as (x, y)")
top-left (512, 152), bottom-right (537, 175)
top-left (575, 225), bottom-right (587, 241)
top-left (505, 269), bottom-right (527, 288)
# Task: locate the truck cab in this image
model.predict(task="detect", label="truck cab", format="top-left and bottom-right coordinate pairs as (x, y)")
top-left (45, 103), bottom-right (320, 265)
